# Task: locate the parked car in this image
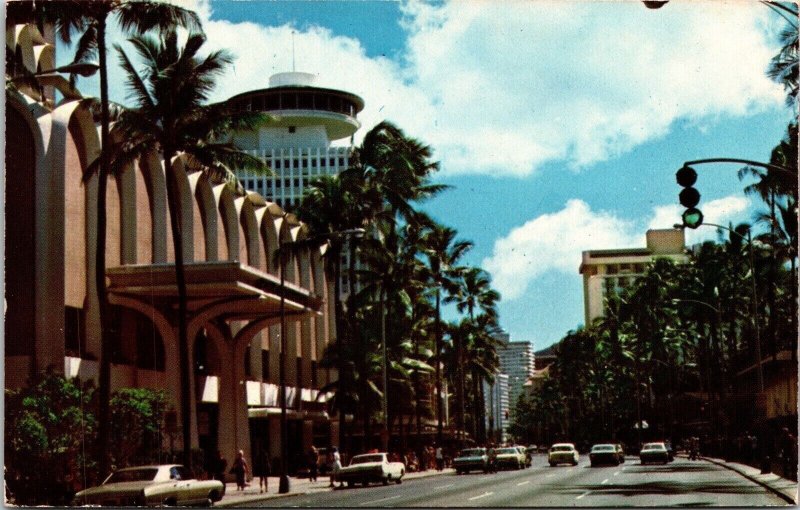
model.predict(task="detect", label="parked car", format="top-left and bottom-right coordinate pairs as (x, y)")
top-left (72, 465), bottom-right (223, 507)
top-left (495, 447), bottom-right (527, 470)
top-left (453, 447), bottom-right (488, 474)
top-left (337, 453), bottom-right (405, 486)
top-left (548, 443), bottom-right (579, 466)
top-left (640, 442), bottom-right (670, 465)
top-left (615, 443), bottom-right (626, 463)
top-left (589, 444), bottom-right (620, 467)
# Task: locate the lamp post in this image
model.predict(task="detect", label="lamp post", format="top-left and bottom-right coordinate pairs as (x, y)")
top-left (277, 226), bottom-right (365, 493)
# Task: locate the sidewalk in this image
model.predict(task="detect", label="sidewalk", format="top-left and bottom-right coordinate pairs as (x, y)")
top-left (700, 455), bottom-right (797, 504)
top-left (215, 468), bottom-right (455, 507)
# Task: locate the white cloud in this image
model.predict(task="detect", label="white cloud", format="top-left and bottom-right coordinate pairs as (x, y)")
top-left (482, 199), bottom-right (640, 300)
top-left (72, 0), bottom-right (784, 175)
top-left (484, 194), bottom-right (752, 300)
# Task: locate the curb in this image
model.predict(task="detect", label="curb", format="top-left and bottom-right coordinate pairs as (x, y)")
top-left (214, 469), bottom-right (453, 507)
top-left (700, 456), bottom-right (797, 505)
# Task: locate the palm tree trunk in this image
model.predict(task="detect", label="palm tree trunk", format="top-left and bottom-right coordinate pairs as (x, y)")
top-left (331, 246), bottom-right (347, 455)
top-left (456, 334), bottom-right (465, 446)
top-left (95, 14), bottom-right (113, 479)
top-left (163, 147), bottom-right (193, 469)
top-left (435, 288), bottom-right (443, 445)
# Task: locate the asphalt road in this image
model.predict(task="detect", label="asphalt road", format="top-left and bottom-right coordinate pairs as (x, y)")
top-left (253, 456), bottom-right (788, 507)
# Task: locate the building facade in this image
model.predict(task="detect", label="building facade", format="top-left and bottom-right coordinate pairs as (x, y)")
top-left (579, 229), bottom-right (688, 325)
top-left (5, 24), bottom-right (338, 477)
top-left (483, 373), bottom-right (510, 443)
top-left (496, 333), bottom-right (535, 412)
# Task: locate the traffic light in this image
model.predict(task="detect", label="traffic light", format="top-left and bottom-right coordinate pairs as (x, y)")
top-left (676, 165), bottom-right (703, 229)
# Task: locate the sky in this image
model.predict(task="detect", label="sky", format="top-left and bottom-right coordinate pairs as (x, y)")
top-left (62, 0), bottom-right (794, 352)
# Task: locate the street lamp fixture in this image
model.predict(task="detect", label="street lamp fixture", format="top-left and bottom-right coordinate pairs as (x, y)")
top-left (276, 225), bottom-right (365, 494)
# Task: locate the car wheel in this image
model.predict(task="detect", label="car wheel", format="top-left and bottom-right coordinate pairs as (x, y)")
top-left (383, 477), bottom-right (389, 486)
top-left (549, 461), bottom-right (556, 467)
top-left (456, 469), bottom-right (462, 475)
top-left (572, 460), bottom-right (578, 466)
top-left (396, 477), bottom-right (402, 485)
top-left (163, 497), bottom-right (177, 507)
top-left (361, 480), bottom-right (369, 487)
top-left (209, 489), bottom-right (222, 503)
top-left (347, 481), bottom-right (354, 487)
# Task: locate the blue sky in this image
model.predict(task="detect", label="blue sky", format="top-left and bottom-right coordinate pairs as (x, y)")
top-left (65, 0), bottom-right (794, 351)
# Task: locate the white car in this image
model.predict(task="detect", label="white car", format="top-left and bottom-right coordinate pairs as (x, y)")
top-left (495, 447), bottom-right (527, 470)
top-left (337, 453), bottom-right (405, 487)
top-left (548, 443), bottom-right (579, 466)
top-left (72, 464), bottom-right (224, 507)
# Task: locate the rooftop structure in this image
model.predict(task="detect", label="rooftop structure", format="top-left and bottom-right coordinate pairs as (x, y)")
top-left (227, 72), bottom-right (365, 210)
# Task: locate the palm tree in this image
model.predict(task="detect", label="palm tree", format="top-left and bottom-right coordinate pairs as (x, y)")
top-left (298, 172), bottom-right (366, 454)
top-left (7, 0), bottom-right (202, 478)
top-left (110, 30), bottom-right (269, 469)
top-left (448, 267), bottom-right (500, 445)
top-left (421, 224), bottom-right (473, 444)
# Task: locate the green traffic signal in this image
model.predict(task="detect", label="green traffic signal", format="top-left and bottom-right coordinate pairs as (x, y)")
top-left (682, 208), bottom-right (704, 229)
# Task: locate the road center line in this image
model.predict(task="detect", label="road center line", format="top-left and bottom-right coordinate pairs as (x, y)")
top-left (359, 495), bottom-right (402, 506)
top-left (576, 491), bottom-right (591, 500)
top-left (601, 479), bottom-right (609, 484)
top-left (468, 492), bottom-right (494, 501)
top-left (435, 483), bottom-right (454, 489)
top-left (517, 481), bottom-right (530, 486)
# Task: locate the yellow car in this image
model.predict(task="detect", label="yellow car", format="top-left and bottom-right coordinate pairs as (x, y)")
top-left (73, 465), bottom-right (224, 507)
top-left (548, 443), bottom-right (579, 466)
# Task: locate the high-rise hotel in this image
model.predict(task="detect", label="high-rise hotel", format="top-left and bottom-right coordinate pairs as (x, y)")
top-left (226, 72), bottom-right (364, 210)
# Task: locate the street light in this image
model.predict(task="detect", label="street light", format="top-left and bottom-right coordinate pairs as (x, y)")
top-left (276, 225), bottom-right (365, 494)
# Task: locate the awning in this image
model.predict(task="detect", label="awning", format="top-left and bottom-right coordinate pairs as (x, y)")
top-left (248, 407), bottom-right (329, 422)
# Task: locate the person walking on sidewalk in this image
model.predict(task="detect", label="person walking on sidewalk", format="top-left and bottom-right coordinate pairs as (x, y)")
top-left (329, 447), bottom-right (343, 488)
top-left (231, 450), bottom-right (250, 491)
top-left (435, 444), bottom-right (444, 471)
top-left (211, 451), bottom-right (227, 496)
top-left (308, 447), bottom-right (319, 482)
top-left (253, 447), bottom-right (270, 494)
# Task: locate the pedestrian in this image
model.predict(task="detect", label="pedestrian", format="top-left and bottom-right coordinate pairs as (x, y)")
top-left (211, 450), bottom-right (227, 496)
top-left (253, 447), bottom-right (270, 494)
top-left (231, 449), bottom-right (249, 491)
top-left (779, 427), bottom-right (796, 479)
top-left (308, 447), bottom-right (319, 482)
top-left (487, 445), bottom-right (498, 473)
top-left (435, 444), bottom-right (444, 471)
top-left (329, 447), bottom-right (343, 488)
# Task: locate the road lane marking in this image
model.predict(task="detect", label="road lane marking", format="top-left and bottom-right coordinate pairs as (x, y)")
top-left (517, 481), bottom-right (530, 486)
top-left (545, 473), bottom-right (555, 478)
top-left (435, 483), bottom-right (454, 489)
top-left (576, 491), bottom-right (591, 500)
top-left (601, 479), bottom-right (609, 484)
top-left (614, 471), bottom-right (620, 476)
top-left (359, 495), bottom-right (401, 506)
top-left (468, 492), bottom-right (494, 501)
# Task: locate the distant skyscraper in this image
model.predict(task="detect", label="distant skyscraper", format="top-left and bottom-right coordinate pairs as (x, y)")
top-left (496, 333), bottom-right (535, 411)
top-left (484, 373), bottom-right (509, 443)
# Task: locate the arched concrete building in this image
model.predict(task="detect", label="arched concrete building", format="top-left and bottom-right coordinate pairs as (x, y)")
top-left (5, 24), bottom-right (338, 474)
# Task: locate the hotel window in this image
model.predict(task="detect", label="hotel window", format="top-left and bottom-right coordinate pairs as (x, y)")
top-left (298, 93), bottom-right (313, 109)
top-left (64, 306), bottom-right (85, 357)
top-left (266, 94), bottom-right (280, 110)
top-left (274, 160), bottom-right (282, 169)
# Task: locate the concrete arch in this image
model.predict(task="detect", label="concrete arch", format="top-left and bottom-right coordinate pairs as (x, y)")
top-left (260, 207), bottom-right (283, 276)
top-left (33, 43), bottom-right (55, 73)
top-left (213, 184), bottom-right (239, 262)
top-left (185, 171), bottom-right (207, 262)
top-left (169, 155), bottom-right (195, 263)
top-left (13, 24), bottom-right (47, 74)
top-left (236, 196), bottom-right (263, 268)
top-left (191, 173), bottom-right (219, 261)
top-left (138, 150), bottom-right (169, 263)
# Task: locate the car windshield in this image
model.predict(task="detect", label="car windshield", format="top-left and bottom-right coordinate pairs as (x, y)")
top-left (105, 468), bottom-right (159, 484)
top-left (642, 444), bottom-right (666, 451)
top-left (350, 454), bottom-right (384, 465)
top-left (592, 445), bottom-right (615, 452)
top-left (497, 448), bottom-right (517, 454)
top-left (460, 449), bottom-right (485, 457)
top-left (551, 446), bottom-right (573, 452)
